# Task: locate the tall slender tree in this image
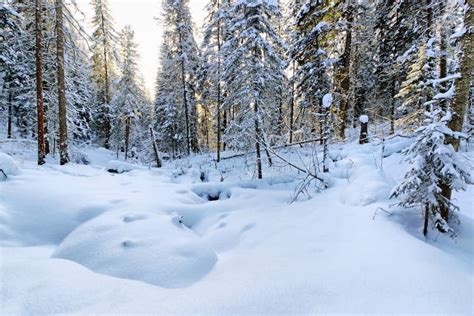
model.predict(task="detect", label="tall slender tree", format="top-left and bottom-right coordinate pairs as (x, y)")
top-left (35, 0), bottom-right (46, 165)
top-left (90, 0), bottom-right (116, 148)
top-left (222, 0), bottom-right (285, 178)
top-left (55, 0), bottom-right (69, 165)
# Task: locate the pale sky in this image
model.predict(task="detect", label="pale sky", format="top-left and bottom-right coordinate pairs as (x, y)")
top-left (74, 0), bottom-right (207, 97)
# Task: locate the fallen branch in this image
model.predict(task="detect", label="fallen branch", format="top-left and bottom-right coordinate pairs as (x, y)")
top-left (220, 138), bottom-right (321, 161)
top-left (0, 169), bottom-right (7, 181)
top-left (373, 207), bottom-right (392, 220)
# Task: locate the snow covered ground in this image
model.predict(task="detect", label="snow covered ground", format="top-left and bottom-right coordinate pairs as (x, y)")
top-left (1, 137), bottom-right (473, 314)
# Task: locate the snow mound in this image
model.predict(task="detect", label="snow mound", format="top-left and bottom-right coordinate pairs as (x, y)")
top-left (52, 210), bottom-right (218, 288)
top-left (0, 152), bottom-right (21, 177)
top-left (105, 160), bottom-right (143, 173)
top-left (341, 163), bottom-right (394, 206)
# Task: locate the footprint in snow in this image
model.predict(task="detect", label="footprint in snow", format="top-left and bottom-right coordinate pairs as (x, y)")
top-left (122, 214), bottom-right (148, 223)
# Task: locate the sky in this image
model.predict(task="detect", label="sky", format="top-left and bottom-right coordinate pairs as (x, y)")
top-left (75, 0), bottom-right (207, 97)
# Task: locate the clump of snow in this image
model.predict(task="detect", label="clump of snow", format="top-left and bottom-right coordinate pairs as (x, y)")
top-left (359, 115), bottom-right (369, 123)
top-left (52, 210), bottom-right (218, 288)
top-left (105, 160), bottom-right (143, 173)
top-left (192, 183), bottom-right (232, 201)
top-left (322, 93), bottom-right (333, 108)
top-left (0, 152), bottom-right (21, 177)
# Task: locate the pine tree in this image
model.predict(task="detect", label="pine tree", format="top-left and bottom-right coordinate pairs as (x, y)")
top-left (390, 107), bottom-right (473, 238)
top-left (154, 0), bottom-right (200, 156)
top-left (290, 0), bottom-right (333, 143)
top-left (201, 0), bottom-right (231, 161)
top-left (222, 0), bottom-right (285, 179)
top-left (0, 1), bottom-right (35, 140)
top-left (112, 26), bottom-right (149, 160)
top-left (334, 0), bottom-right (354, 141)
top-left (90, 0), bottom-right (117, 149)
top-left (154, 39), bottom-right (182, 157)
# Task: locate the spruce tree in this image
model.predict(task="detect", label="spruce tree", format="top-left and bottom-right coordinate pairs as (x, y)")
top-left (390, 107), bottom-right (473, 238)
top-left (222, 0), bottom-right (285, 178)
top-left (90, 0), bottom-right (117, 149)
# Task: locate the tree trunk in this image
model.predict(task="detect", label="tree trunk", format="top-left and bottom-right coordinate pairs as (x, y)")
top-left (150, 126), bottom-right (162, 168)
top-left (35, 0), bottom-right (46, 165)
top-left (7, 93), bottom-right (12, 139)
top-left (223, 110), bottom-right (227, 151)
top-left (56, 0), bottom-right (69, 165)
top-left (359, 118), bottom-right (368, 144)
top-left (101, 9), bottom-right (111, 149)
top-left (181, 58), bottom-right (190, 156)
top-left (216, 0), bottom-right (222, 162)
top-left (289, 62), bottom-right (295, 144)
top-left (336, 1), bottom-right (353, 141)
top-left (124, 116), bottom-right (130, 160)
top-left (322, 106), bottom-right (329, 173)
top-left (440, 0), bottom-right (473, 221)
top-left (439, 32), bottom-right (448, 111)
top-left (423, 203), bottom-right (430, 237)
top-left (447, 0), bottom-right (473, 151)
top-left (255, 101), bottom-right (263, 179)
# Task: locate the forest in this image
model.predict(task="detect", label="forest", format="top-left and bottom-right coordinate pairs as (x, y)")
top-left (0, 0), bottom-right (473, 314)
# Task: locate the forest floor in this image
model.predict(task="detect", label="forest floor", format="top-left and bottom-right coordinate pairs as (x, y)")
top-left (1, 136), bottom-right (473, 314)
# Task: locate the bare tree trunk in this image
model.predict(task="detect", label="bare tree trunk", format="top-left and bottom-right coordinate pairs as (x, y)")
top-left (440, 0), bottom-right (473, 221)
top-left (149, 126), bottom-right (162, 168)
top-left (216, 0), bottom-right (222, 162)
top-left (124, 116), bottom-right (130, 160)
top-left (423, 203), bottom-right (430, 237)
top-left (439, 33), bottom-right (447, 111)
top-left (7, 93), bottom-right (12, 139)
top-left (289, 62), bottom-right (295, 144)
top-left (56, 0), bottom-right (69, 165)
top-left (100, 9), bottom-right (111, 149)
top-left (223, 110), bottom-right (227, 151)
top-left (35, 0), bottom-right (46, 165)
top-left (447, 0), bottom-right (473, 151)
top-left (336, 1), bottom-right (353, 141)
top-left (255, 101), bottom-right (263, 179)
top-left (359, 119), bottom-right (368, 144)
top-left (181, 59), bottom-right (190, 156)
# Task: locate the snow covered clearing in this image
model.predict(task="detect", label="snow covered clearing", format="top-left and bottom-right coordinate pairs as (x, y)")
top-left (1, 138), bottom-right (473, 314)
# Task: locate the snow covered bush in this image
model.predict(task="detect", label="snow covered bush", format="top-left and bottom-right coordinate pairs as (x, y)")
top-left (390, 108), bottom-right (473, 238)
top-left (0, 153), bottom-right (21, 178)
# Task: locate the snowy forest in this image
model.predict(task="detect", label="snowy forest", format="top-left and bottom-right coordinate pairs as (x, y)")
top-left (1, 0), bottom-right (473, 314)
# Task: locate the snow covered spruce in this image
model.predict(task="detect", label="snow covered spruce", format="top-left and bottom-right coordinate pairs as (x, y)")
top-left (390, 109), bottom-right (473, 238)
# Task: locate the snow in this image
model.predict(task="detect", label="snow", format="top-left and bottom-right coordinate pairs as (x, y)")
top-left (0, 152), bottom-right (21, 177)
top-left (322, 93), bottom-right (333, 108)
top-left (433, 83), bottom-right (455, 100)
top-left (53, 210), bottom-right (217, 288)
top-left (1, 138), bottom-right (473, 314)
top-left (105, 160), bottom-right (145, 173)
top-left (359, 114), bottom-right (369, 123)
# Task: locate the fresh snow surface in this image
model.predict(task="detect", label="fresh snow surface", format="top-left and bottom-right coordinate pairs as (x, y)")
top-left (1, 137), bottom-right (473, 314)
top-left (0, 152), bottom-right (21, 177)
top-left (322, 93), bottom-right (333, 108)
top-left (53, 210), bottom-right (217, 288)
top-left (105, 160), bottom-right (145, 173)
top-left (359, 114), bottom-right (369, 123)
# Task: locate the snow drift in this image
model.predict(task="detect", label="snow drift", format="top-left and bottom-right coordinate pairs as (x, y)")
top-left (0, 152), bottom-right (21, 177)
top-left (53, 210), bottom-right (218, 288)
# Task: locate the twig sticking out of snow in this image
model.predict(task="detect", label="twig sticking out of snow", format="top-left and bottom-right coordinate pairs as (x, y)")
top-left (373, 207), bottom-right (392, 220)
